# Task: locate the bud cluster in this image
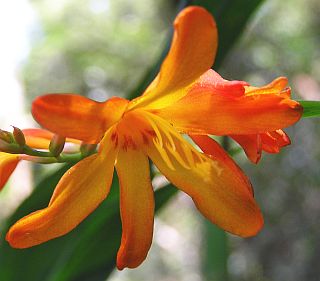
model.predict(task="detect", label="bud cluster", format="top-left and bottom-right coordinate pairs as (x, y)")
top-left (0, 127), bottom-right (97, 164)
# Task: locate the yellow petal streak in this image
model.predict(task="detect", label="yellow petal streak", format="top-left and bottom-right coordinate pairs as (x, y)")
top-left (116, 148), bottom-right (154, 270)
top-left (191, 135), bottom-right (254, 196)
top-left (143, 113), bottom-right (263, 237)
top-left (6, 132), bottom-right (117, 248)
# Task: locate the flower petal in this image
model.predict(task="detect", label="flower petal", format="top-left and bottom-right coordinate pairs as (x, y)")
top-left (231, 134), bottom-right (262, 164)
top-left (23, 128), bottom-right (53, 149)
top-left (0, 153), bottom-right (19, 190)
top-left (190, 69), bottom-right (249, 97)
top-left (245, 77), bottom-right (290, 97)
top-left (115, 148), bottom-right (154, 270)
top-left (260, 130), bottom-right (291, 153)
top-left (143, 113), bottom-right (263, 237)
top-left (231, 130), bottom-right (291, 163)
top-left (190, 135), bottom-right (254, 195)
top-left (130, 6), bottom-right (217, 109)
top-left (6, 132), bottom-right (117, 248)
top-left (155, 73), bottom-right (302, 135)
top-left (32, 94), bottom-right (128, 143)
top-left (23, 128), bottom-right (81, 151)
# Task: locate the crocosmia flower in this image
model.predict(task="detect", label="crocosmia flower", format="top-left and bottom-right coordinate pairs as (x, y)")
top-left (6, 6), bottom-right (302, 269)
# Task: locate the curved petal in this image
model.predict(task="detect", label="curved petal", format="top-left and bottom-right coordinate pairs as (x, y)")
top-left (6, 132), bottom-right (117, 248)
top-left (260, 130), bottom-right (291, 153)
top-left (142, 113), bottom-right (263, 237)
top-left (231, 130), bottom-right (291, 163)
top-left (230, 134), bottom-right (262, 164)
top-left (155, 73), bottom-right (302, 135)
top-left (32, 94), bottom-right (128, 144)
top-left (0, 153), bottom-right (19, 190)
top-left (115, 148), bottom-right (154, 270)
top-left (189, 69), bottom-right (248, 97)
top-left (130, 6), bottom-right (217, 109)
top-left (245, 77), bottom-right (290, 97)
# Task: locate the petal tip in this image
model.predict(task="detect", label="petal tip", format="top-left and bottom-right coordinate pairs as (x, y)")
top-left (174, 6), bottom-right (217, 38)
top-left (237, 209), bottom-right (264, 238)
top-left (5, 227), bottom-right (30, 249)
top-left (116, 253), bottom-right (145, 271)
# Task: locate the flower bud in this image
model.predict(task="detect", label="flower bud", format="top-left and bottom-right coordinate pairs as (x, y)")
top-left (80, 143), bottom-right (97, 157)
top-left (12, 126), bottom-right (26, 146)
top-left (0, 129), bottom-right (14, 143)
top-left (49, 135), bottom-right (66, 157)
top-left (0, 139), bottom-right (21, 153)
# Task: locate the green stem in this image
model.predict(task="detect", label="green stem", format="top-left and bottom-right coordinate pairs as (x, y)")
top-left (57, 152), bottom-right (86, 163)
top-left (23, 146), bottom-right (53, 157)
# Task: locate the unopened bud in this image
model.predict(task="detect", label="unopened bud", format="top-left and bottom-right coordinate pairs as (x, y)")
top-left (0, 129), bottom-right (14, 143)
top-left (12, 126), bottom-right (26, 146)
top-left (80, 143), bottom-right (97, 157)
top-left (0, 139), bottom-right (21, 153)
top-left (49, 135), bottom-right (66, 157)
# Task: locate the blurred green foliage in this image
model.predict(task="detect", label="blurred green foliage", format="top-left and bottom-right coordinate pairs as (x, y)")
top-left (24, 0), bottom-right (176, 105)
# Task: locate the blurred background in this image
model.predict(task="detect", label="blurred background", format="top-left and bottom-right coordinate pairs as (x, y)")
top-left (0, 0), bottom-right (319, 280)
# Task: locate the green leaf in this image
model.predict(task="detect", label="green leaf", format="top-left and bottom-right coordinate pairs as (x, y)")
top-left (202, 221), bottom-right (228, 281)
top-left (299, 100), bottom-right (320, 118)
top-left (0, 166), bottom-right (177, 281)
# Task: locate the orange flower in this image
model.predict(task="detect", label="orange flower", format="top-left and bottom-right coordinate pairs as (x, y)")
top-left (6, 6), bottom-right (302, 270)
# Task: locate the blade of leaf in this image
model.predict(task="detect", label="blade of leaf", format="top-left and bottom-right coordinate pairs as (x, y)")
top-left (202, 220), bottom-right (228, 281)
top-left (298, 100), bottom-right (320, 118)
